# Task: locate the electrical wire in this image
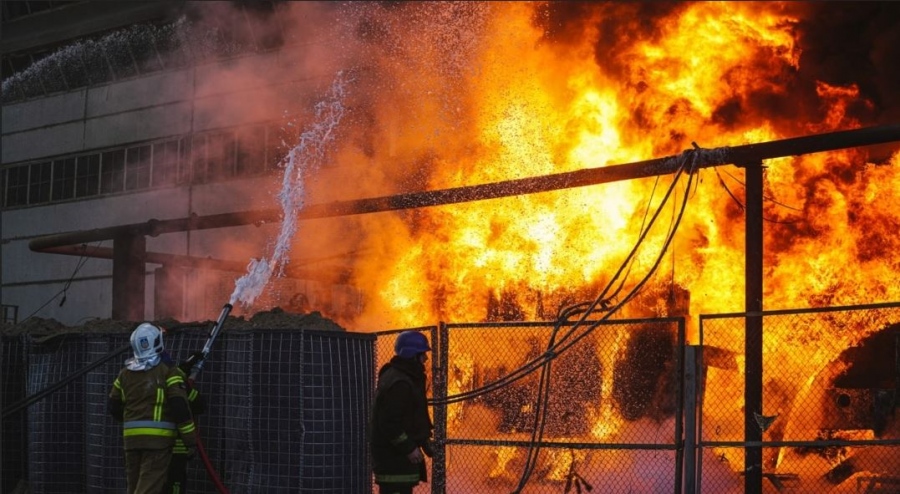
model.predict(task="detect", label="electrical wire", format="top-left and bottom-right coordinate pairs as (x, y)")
top-left (430, 150), bottom-right (698, 407)
top-left (717, 166), bottom-right (802, 211)
top-left (426, 148), bottom-right (700, 491)
top-left (17, 241), bottom-right (103, 323)
top-left (426, 145), bottom-right (727, 490)
top-left (714, 167), bottom-right (802, 224)
top-left (511, 155), bottom-right (698, 492)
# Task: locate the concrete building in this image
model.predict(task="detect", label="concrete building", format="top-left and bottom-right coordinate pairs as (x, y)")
top-left (2, 1), bottom-right (360, 326)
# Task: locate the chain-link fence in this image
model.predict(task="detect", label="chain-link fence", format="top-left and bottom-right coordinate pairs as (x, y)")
top-left (7, 301), bottom-right (900, 493)
top-left (375, 318), bottom-right (686, 493)
top-left (698, 302), bottom-right (900, 494)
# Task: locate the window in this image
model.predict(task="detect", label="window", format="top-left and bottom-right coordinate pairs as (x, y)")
top-left (236, 126), bottom-right (266, 176)
top-left (178, 138), bottom-right (192, 185)
top-left (267, 123), bottom-right (287, 169)
top-left (125, 145), bottom-right (151, 191)
top-left (75, 154), bottom-right (100, 197)
top-left (51, 157), bottom-right (76, 201)
top-left (104, 35), bottom-right (138, 80)
top-left (4, 165), bottom-right (29, 207)
top-left (207, 131), bottom-right (236, 181)
top-left (100, 149), bottom-right (125, 194)
top-left (152, 140), bottom-right (180, 187)
top-left (29, 161), bottom-right (51, 204)
top-left (2, 122), bottom-right (287, 208)
top-left (1, 304), bottom-right (18, 324)
top-left (190, 135), bottom-right (207, 184)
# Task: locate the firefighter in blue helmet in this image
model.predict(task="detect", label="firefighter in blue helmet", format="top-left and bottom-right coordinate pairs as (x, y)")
top-left (108, 323), bottom-right (198, 494)
top-left (371, 331), bottom-right (435, 494)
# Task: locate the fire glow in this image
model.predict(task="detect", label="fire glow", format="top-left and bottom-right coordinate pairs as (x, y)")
top-left (297, 2), bottom-right (900, 332)
top-left (219, 1), bottom-right (899, 489)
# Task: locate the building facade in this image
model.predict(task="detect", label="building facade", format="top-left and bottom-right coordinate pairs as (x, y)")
top-left (2, 1), bottom-right (360, 326)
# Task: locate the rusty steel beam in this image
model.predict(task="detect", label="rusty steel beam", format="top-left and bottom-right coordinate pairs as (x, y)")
top-left (28, 210), bottom-right (279, 252)
top-left (744, 160), bottom-right (765, 494)
top-left (29, 123), bottom-right (900, 254)
top-left (40, 244), bottom-right (351, 282)
top-left (295, 123), bottom-right (900, 218)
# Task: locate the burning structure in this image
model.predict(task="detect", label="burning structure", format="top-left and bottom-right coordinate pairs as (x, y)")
top-left (3, 1), bottom-right (900, 493)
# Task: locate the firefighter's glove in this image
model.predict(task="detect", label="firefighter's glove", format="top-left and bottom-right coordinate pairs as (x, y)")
top-left (406, 447), bottom-right (424, 464)
top-left (179, 352), bottom-right (205, 375)
top-left (422, 441), bottom-right (434, 458)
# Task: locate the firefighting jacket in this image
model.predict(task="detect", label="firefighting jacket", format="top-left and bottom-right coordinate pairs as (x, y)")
top-left (173, 369), bottom-right (205, 456)
top-left (159, 352), bottom-right (207, 456)
top-left (108, 361), bottom-right (198, 451)
top-left (371, 356), bottom-right (434, 485)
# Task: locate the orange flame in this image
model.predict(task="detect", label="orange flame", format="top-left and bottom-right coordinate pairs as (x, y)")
top-left (284, 1), bottom-right (899, 481)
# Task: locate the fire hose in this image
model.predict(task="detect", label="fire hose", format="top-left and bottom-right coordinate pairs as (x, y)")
top-left (185, 303), bottom-right (233, 494)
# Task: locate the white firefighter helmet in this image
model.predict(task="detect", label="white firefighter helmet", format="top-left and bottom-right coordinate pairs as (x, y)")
top-left (127, 322), bottom-right (164, 370)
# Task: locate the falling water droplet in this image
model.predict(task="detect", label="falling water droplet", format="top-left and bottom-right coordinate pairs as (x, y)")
top-left (229, 71), bottom-right (349, 307)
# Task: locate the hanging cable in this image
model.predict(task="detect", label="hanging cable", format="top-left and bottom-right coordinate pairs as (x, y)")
top-left (717, 166), bottom-right (802, 211)
top-left (18, 241), bottom-right (103, 323)
top-left (714, 167), bottom-right (801, 224)
top-left (510, 152), bottom-right (699, 492)
top-left (430, 148), bottom-right (702, 407)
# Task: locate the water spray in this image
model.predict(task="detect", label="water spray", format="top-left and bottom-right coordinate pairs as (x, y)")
top-left (229, 72), bottom-right (348, 309)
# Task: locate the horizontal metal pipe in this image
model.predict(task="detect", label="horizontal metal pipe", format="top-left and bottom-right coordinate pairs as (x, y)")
top-left (40, 245), bottom-right (248, 271)
top-left (39, 244), bottom-right (350, 282)
top-left (28, 210), bottom-right (280, 251)
top-left (295, 123), bottom-right (900, 218)
top-left (728, 123), bottom-right (900, 164)
top-left (29, 123), bottom-right (900, 254)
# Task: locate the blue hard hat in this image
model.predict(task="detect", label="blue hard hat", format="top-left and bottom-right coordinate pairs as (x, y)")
top-left (395, 331), bottom-right (431, 359)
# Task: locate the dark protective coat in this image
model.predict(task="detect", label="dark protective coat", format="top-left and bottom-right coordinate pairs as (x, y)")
top-left (371, 356), bottom-right (434, 486)
top-left (166, 352), bottom-right (207, 494)
top-left (109, 359), bottom-right (198, 494)
top-left (108, 362), bottom-right (198, 451)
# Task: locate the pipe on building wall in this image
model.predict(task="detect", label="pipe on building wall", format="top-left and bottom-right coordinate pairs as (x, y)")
top-left (28, 123), bottom-right (900, 254)
top-left (26, 123), bottom-right (900, 319)
top-left (40, 244), bottom-right (351, 283)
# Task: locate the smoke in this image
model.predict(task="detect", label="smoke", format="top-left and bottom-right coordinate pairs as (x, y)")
top-left (12, 1), bottom-right (899, 325)
top-left (795, 2), bottom-right (900, 124)
top-left (230, 72), bottom-right (348, 307)
top-left (527, 2), bottom-right (900, 134)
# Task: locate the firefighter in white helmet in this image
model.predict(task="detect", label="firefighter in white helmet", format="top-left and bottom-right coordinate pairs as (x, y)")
top-left (108, 323), bottom-right (198, 494)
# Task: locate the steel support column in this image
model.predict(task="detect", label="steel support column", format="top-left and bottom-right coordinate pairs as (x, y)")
top-left (683, 345), bottom-right (699, 494)
top-left (743, 161), bottom-right (764, 494)
top-left (433, 323), bottom-right (449, 494)
top-left (29, 124), bottom-right (900, 257)
top-left (112, 234), bottom-right (146, 321)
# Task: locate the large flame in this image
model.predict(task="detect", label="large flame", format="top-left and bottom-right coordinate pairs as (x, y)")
top-left (302, 2), bottom-right (900, 331)
top-left (274, 0), bottom-right (900, 484)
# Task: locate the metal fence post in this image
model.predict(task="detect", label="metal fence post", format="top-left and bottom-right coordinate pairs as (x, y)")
top-left (683, 344), bottom-right (699, 494)
top-left (432, 323), bottom-right (448, 494)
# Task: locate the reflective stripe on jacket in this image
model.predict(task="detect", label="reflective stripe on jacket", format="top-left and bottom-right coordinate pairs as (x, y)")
top-left (173, 373), bottom-right (205, 455)
top-left (108, 361), bottom-right (197, 451)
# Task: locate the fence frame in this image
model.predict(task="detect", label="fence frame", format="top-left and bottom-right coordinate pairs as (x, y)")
top-left (697, 300), bottom-right (900, 493)
top-left (6, 301), bottom-right (900, 492)
top-left (372, 317), bottom-right (686, 493)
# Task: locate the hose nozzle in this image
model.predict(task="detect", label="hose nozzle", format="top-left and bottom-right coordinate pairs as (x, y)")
top-left (191, 303), bottom-right (233, 381)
